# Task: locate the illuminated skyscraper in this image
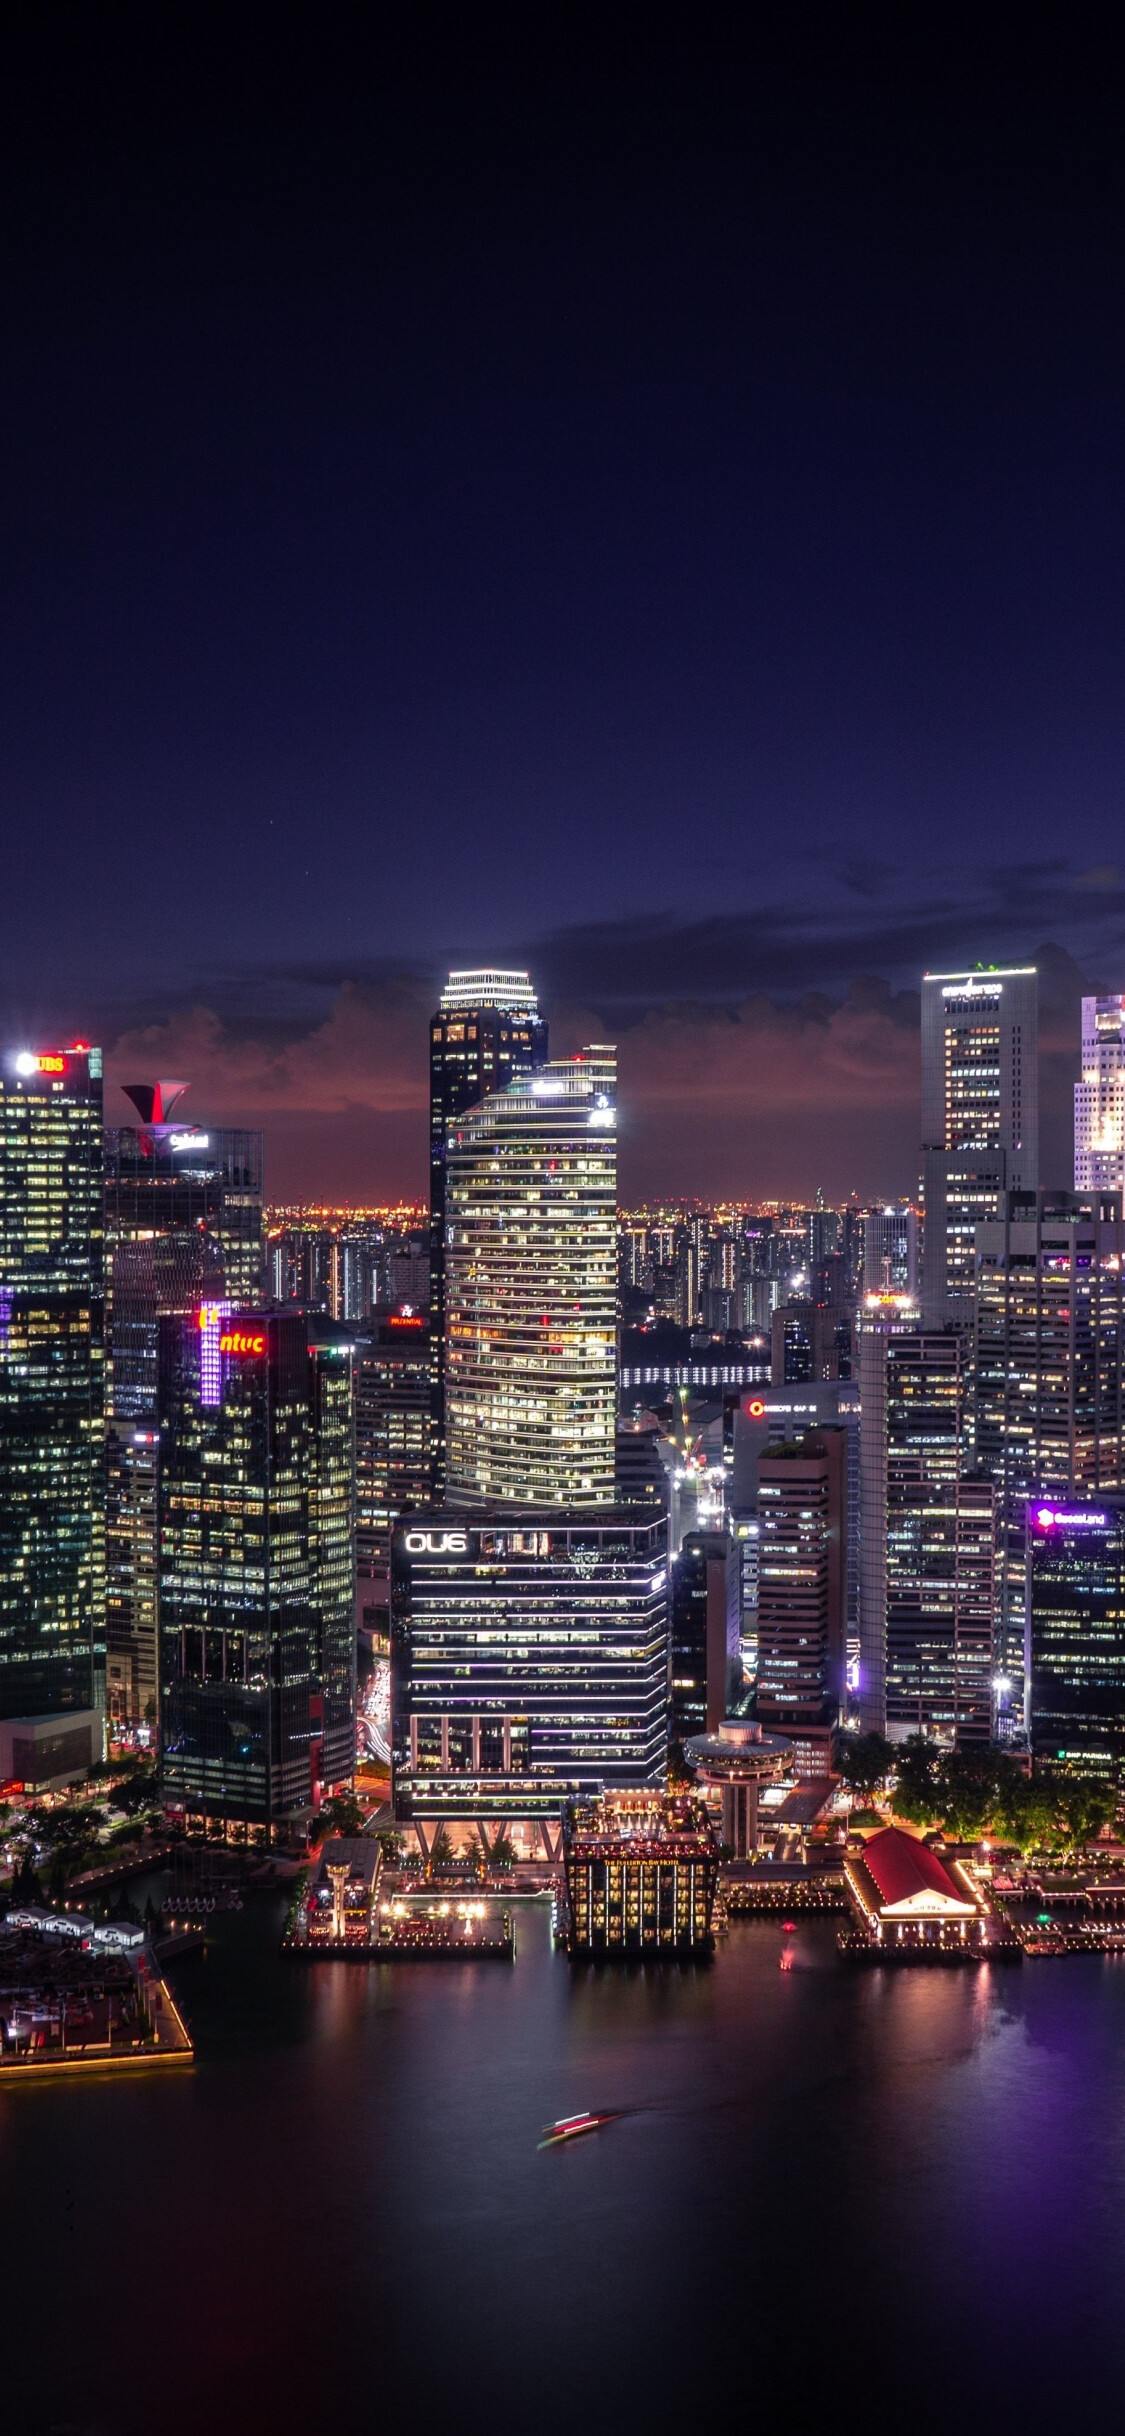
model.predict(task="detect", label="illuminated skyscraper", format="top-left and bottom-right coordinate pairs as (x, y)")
top-left (755, 1430), bottom-right (847, 1773)
top-left (921, 966), bottom-right (1038, 1325)
top-left (103, 1088), bottom-right (264, 1732)
top-left (975, 1188), bottom-right (1125, 1712)
top-left (429, 970), bottom-right (547, 1483)
top-left (1075, 996), bottom-right (1125, 1193)
top-left (883, 1332), bottom-right (994, 1746)
top-left (444, 1048), bottom-right (617, 1507)
top-left (862, 1205), bottom-right (919, 1302)
top-left (158, 1307), bottom-right (355, 1830)
top-left (0, 1044), bottom-right (105, 1772)
top-left (355, 1309), bottom-right (435, 1591)
top-left (1027, 1497), bottom-right (1125, 1777)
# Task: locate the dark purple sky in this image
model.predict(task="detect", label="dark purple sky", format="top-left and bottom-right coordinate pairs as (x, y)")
top-left (4, 10), bottom-right (1125, 1196)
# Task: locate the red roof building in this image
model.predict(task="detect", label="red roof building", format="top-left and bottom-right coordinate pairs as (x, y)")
top-left (848, 1825), bottom-right (978, 1923)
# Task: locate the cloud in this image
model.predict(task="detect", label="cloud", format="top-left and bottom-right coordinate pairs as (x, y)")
top-left (99, 913), bottom-right (1095, 1204)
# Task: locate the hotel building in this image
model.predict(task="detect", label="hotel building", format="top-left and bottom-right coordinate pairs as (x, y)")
top-left (158, 1307), bottom-right (356, 1831)
top-left (0, 1043), bottom-right (105, 1770)
top-left (391, 1510), bottom-right (670, 1859)
top-left (755, 1429), bottom-right (847, 1772)
top-left (921, 966), bottom-right (1037, 1325)
top-left (444, 1047), bottom-right (617, 1508)
top-left (560, 1788), bottom-right (719, 1954)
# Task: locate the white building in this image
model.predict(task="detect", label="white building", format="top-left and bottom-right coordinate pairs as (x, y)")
top-left (444, 1048), bottom-right (617, 1507)
top-left (1075, 995), bottom-right (1125, 1194)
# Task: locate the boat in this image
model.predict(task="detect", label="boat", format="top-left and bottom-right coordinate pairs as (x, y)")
top-left (538, 2111), bottom-right (621, 2149)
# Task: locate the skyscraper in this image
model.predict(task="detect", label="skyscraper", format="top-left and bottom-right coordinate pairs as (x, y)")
top-left (103, 1090), bottom-right (264, 1732)
top-left (444, 1047), bottom-right (617, 1507)
top-left (158, 1307), bottom-right (355, 1831)
top-left (921, 966), bottom-right (1038, 1325)
top-left (0, 1044), bottom-right (105, 1773)
top-left (355, 1309), bottom-right (435, 1593)
top-left (755, 1429), bottom-right (847, 1773)
top-left (1026, 1497), bottom-right (1125, 1778)
top-left (1075, 995), bottom-right (1125, 1193)
top-left (975, 1187), bottom-right (1125, 1707)
top-left (862, 1205), bottom-right (919, 1302)
top-left (883, 1331), bottom-right (994, 1745)
top-left (429, 970), bottom-right (547, 1483)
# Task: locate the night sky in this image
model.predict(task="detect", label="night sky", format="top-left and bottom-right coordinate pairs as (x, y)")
top-left (4, 10), bottom-right (1125, 1199)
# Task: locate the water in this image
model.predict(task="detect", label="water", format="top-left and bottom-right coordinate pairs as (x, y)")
top-left (5, 1898), bottom-right (1125, 2434)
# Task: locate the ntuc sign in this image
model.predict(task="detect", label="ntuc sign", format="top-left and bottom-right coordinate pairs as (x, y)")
top-left (404, 1530), bottom-right (468, 1555)
top-left (219, 1328), bottom-right (266, 1357)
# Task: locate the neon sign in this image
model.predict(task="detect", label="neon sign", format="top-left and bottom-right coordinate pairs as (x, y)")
top-left (14, 1051), bottom-right (65, 1075)
top-left (746, 1398), bottom-right (766, 1418)
top-left (404, 1530), bottom-right (468, 1555)
top-left (389, 1315), bottom-right (424, 1329)
top-left (1032, 1506), bottom-right (1108, 1531)
top-left (219, 1329), bottom-right (266, 1356)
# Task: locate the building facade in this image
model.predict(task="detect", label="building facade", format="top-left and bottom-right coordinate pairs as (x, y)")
top-left (391, 1510), bottom-right (670, 1856)
top-left (862, 1205), bottom-right (919, 1303)
top-left (444, 1048), bottom-right (617, 1508)
top-left (158, 1308), bottom-right (355, 1830)
top-left (755, 1431), bottom-right (847, 1754)
top-left (560, 1790), bottom-right (718, 1954)
top-left (670, 1530), bottom-right (741, 1741)
top-left (1075, 995), bottom-right (1125, 1195)
top-left (884, 1329), bottom-right (994, 1746)
top-left (921, 966), bottom-right (1038, 1325)
top-left (104, 1098), bottom-right (264, 1732)
top-left (975, 1190), bottom-right (1125, 1702)
top-left (0, 1043), bottom-right (105, 1762)
top-left (354, 1309), bottom-right (435, 1592)
top-left (429, 970), bottom-right (546, 1484)
top-left (1026, 1497), bottom-right (1125, 1778)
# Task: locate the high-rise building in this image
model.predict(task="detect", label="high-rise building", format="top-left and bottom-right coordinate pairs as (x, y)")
top-left (444, 1048), bottom-right (617, 1507)
top-left (103, 1092), bottom-right (264, 1732)
top-left (429, 970), bottom-right (546, 1483)
top-left (0, 1043), bottom-right (105, 1768)
top-left (856, 1293), bottom-right (920, 1735)
top-left (883, 1331), bottom-right (994, 1745)
top-left (1026, 1497), bottom-right (1125, 1778)
top-left (770, 1298), bottom-right (851, 1385)
top-left (391, 1509), bottom-right (670, 1859)
top-left (975, 1187), bottom-right (1125, 1706)
top-left (731, 1381), bottom-right (862, 1693)
top-left (158, 1307), bottom-right (355, 1831)
top-left (862, 1205), bottom-right (919, 1303)
top-left (354, 1309), bottom-right (435, 1593)
top-left (755, 1430), bottom-right (847, 1768)
top-left (921, 966), bottom-right (1038, 1325)
top-left (670, 1531), bottom-right (741, 1741)
top-left (1075, 996), bottom-right (1125, 1193)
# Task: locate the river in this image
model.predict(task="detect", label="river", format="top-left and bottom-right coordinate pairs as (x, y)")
top-left (4, 1895), bottom-right (1125, 2435)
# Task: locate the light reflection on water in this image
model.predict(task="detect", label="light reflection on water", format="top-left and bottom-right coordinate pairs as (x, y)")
top-left (4, 1900), bottom-right (1125, 2435)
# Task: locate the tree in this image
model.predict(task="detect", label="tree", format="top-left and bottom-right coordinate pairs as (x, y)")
top-left (309, 1793), bottom-right (365, 1846)
top-left (835, 1731), bottom-right (895, 1802)
top-left (931, 1751), bottom-right (1000, 1842)
top-left (667, 1740), bottom-right (695, 1789)
top-left (375, 1828), bottom-right (405, 1863)
top-left (888, 1737), bottom-right (943, 1826)
top-left (1055, 1773), bottom-right (1117, 1854)
top-left (489, 1830), bottom-right (515, 1870)
top-left (427, 1825), bottom-right (454, 1870)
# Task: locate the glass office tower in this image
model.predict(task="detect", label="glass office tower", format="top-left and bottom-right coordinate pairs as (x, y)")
top-left (355, 1309), bottom-right (436, 1590)
top-left (158, 1307), bottom-right (355, 1831)
top-left (444, 1047), bottom-right (617, 1507)
top-left (1027, 1498), bottom-right (1125, 1777)
top-left (103, 1096), bottom-right (264, 1732)
top-left (391, 1509), bottom-right (669, 1857)
top-left (429, 970), bottom-right (546, 1482)
top-left (921, 966), bottom-right (1038, 1324)
top-left (975, 1189), bottom-right (1125, 1705)
top-left (0, 1044), bottom-right (105, 1756)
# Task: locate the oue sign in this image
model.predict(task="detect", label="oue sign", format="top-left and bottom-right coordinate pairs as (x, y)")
top-left (404, 1530), bottom-right (468, 1555)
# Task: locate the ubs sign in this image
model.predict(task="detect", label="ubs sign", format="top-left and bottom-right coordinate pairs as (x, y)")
top-left (404, 1530), bottom-right (468, 1555)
